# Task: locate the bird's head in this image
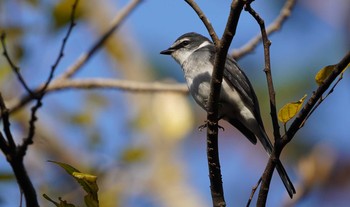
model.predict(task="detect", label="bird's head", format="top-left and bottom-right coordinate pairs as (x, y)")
top-left (160, 32), bottom-right (212, 65)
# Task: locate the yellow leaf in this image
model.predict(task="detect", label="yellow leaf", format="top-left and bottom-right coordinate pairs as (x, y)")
top-left (52, 0), bottom-right (83, 30)
top-left (315, 64), bottom-right (349, 85)
top-left (278, 94), bottom-right (307, 124)
top-left (72, 172), bottom-right (97, 183)
top-left (315, 65), bottom-right (336, 86)
top-left (121, 148), bottom-right (147, 163)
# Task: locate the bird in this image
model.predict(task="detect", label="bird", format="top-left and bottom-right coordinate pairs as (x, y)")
top-left (160, 32), bottom-right (295, 198)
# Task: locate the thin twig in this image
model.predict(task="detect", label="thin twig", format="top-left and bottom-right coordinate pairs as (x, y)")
top-left (58, 0), bottom-right (143, 80)
top-left (0, 132), bottom-right (8, 154)
top-left (232, 0), bottom-right (297, 60)
top-left (8, 80), bottom-right (188, 115)
top-left (245, 4), bottom-right (278, 205)
top-left (245, 4), bottom-right (281, 141)
top-left (0, 33), bottom-right (33, 96)
top-left (256, 52), bottom-right (350, 207)
top-left (244, 2), bottom-right (297, 205)
top-left (18, 0), bottom-right (79, 156)
top-left (0, 93), bottom-right (16, 150)
top-left (283, 51), bottom-right (350, 145)
top-left (0, 93), bottom-right (11, 154)
top-left (300, 74), bottom-right (343, 128)
top-left (41, 0), bottom-right (78, 93)
top-left (184, 0), bottom-right (219, 45)
top-left (7, 0), bottom-right (144, 115)
top-left (246, 177), bottom-right (262, 207)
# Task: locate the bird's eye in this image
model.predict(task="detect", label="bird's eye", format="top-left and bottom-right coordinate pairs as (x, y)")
top-left (181, 40), bottom-right (190, 46)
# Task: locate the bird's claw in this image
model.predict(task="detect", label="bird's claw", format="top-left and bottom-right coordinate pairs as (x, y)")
top-left (218, 125), bottom-right (225, 131)
top-left (198, 121), bottom-right (225, 131)
top-left (198, 122), bottom-right (207, 131)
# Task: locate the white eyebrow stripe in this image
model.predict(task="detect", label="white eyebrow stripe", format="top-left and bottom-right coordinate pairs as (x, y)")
top-left (173, 38), bottom-right (190, 47)
top-left (197, 41), bottom-right (211, 49)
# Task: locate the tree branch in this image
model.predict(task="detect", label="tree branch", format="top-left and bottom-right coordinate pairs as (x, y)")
top-left (58, 0), bottom-right (143, 80)
top-left (245, 3), bottom-right (281, 142)
top-left (245, 3), bottom-right (281, 205)
top-left (261, 51), bottom-right (350, 206)
top-left (300, 69), bottom-right (344, 128)
top-left (184, 0), bottom-right (219, 45)
top-left (186, 0), bottom-right (246, 206)
top-left (6, 0), bottom-right (143, 116)
top-left (247, 177), bottom-right (262, 207)
top-left (0, 93), bottom-right (16, 150)
top-left (48, 78), bottom-right (188, 93)
top-left (18, 0), bottom-right (79, 156)
top-left (0, 93), bottom-right (39, 207)
top-left (205, 1), bottom-right (245, 206)
top-left (0, 1), bottom-right (80, 206)
top-left (283, 51), bottom-right (350, 145)
top-left (0, 33), bottom-right (33, 96)
top-left (232, 0), bottom-right (296, 60)
top-left (7, 79), bottom-right (187, 115)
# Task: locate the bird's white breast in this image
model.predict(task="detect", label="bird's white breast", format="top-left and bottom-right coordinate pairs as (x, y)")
top-left (182, 52), bottom-right (255, 122)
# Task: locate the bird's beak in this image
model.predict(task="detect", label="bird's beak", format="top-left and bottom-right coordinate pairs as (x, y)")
top-left (160, 47), bottom-right (174, 55)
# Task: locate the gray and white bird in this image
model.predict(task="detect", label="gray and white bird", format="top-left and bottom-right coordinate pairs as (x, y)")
top-left (160, 32), bottom-right (295, 198)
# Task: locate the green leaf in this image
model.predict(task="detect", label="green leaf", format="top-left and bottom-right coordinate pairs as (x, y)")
top-left (48, 160), bottom-right (81, 175)
top-left (48, 161), bottom-right (99, 206)
top-left (85, 194), bottom-right (99, 207)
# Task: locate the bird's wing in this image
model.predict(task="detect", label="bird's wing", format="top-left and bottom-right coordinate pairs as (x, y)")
top-left (222, 56), bottom-right (265, 128)
top-left (194, 44), bottom-right (264, 128)
top-left (196, 45), bottom-right (264, 126)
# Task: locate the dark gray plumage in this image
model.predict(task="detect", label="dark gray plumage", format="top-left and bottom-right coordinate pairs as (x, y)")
top-left (160, 32), bottom-right (295, 198)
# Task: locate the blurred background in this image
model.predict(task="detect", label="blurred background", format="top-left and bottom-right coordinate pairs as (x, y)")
top-left (0, 0), bottom-right (349, 206)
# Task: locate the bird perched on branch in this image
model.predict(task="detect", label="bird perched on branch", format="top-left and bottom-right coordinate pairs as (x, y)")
top-left (160, 32), bottom-right (295, 198)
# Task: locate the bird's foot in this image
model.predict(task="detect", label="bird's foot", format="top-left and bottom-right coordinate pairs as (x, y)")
top-left (198, 122), bottom-right (207, 131)
top-left (198, 121), bottom-right (225, 131)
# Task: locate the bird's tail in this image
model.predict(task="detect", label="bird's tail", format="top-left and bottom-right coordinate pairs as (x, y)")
top-left (257, 129), bottom-right (296, 198)
top-left (276, 159), bottom-right (296, 198)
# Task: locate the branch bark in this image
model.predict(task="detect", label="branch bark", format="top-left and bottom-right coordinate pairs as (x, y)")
top-left (206, 1), bottom-right (245, 206)
top-left (245, 3), bottom-right (282, 205)
top-left (48, 78), bottom-right (188, 93)
top-left (0, 93), bottom-right (39, 207)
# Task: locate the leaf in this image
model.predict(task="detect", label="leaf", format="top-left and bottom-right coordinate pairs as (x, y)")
top-left (43, 194), bottom-right (76, 207)
top-left (70, 112), bottom-right (93, 125)
top-left (49, 161), bottom-right (99, 206)
top-left (315, 64), bottom-right (349, 85)
top-left (48, 160), bottom-right (81, 175)
top-left (121, 148), bottom-right (147, 163)
top-left (278, 94), bottom-right (307, 124)
top-left (52, 0), bottom-right (83, 30)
